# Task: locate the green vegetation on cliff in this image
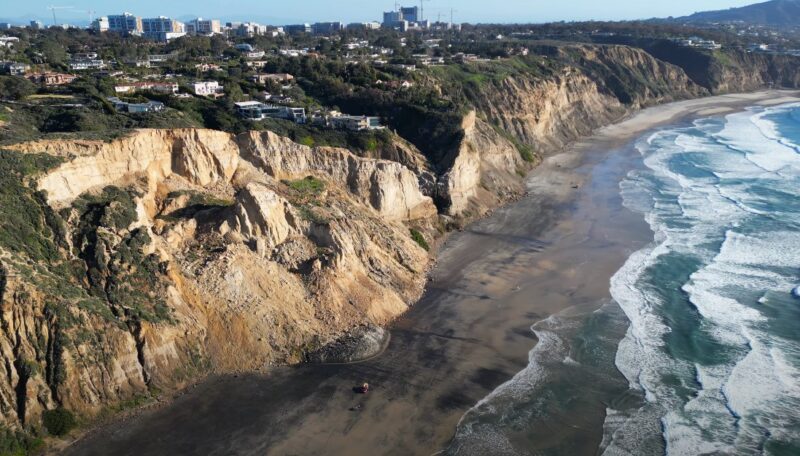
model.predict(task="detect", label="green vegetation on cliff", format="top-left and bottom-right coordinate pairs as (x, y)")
top-left (0, 426), bottom-right (43, 456)
top-left (0, 151), bottom-right (173, 440)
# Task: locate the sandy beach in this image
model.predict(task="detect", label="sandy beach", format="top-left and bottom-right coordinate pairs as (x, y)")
top-left (61, 90), bottom-right (800, 456)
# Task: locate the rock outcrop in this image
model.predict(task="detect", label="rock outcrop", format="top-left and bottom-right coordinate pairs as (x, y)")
top-left (237, 131), bottom-right (437, 221)
top-left (0, 128), bottom-right (436, 432)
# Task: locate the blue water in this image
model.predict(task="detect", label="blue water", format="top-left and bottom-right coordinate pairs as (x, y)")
top-left (605, 105), bottom-right (800, 455)
top-left (445, 104), bottom-right (800, 456)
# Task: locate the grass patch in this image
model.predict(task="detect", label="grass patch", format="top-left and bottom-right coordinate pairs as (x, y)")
top-left (26, 94), bottom-right (77, 100)
top-left (298, 205), bottom-right (331, 225)
top-left (286, 176), bottom-right (325, 196)
top-left (410, 229), bottom-right (430, 251)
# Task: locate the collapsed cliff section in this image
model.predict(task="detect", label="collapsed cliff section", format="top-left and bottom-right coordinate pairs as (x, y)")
top-left (0, 128), bottom-right (437, 434)
top-left (427, 43), bottom-right (704, 218)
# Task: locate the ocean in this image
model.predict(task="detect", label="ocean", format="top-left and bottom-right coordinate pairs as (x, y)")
top-left (448, 104), bottom-right (800, 455)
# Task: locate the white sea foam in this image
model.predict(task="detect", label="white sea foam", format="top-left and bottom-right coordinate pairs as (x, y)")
top-left (717, 108), bottom-right (800, 174)
top-left (603, 103), bottom-right (800, 455)
top-left (446, 316), bottom-right (573, 454)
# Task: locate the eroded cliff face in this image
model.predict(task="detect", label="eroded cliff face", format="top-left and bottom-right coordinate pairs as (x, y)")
top-left (0, 42), bottom-right (789, 438)
top-left (640, 43), bottom-right (800, 94)
top-left (438, 44), bottom-right (704, 217)
top-left (0, 128), bottom-right (436, 431)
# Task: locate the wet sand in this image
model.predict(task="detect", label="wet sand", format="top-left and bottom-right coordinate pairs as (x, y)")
top-left (62, 90), bottom-right (800, 456)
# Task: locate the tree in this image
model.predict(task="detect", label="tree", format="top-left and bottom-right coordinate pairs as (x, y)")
top-left (225, 83), bottom-right (246, 102)
top-left (0, 76), bottom-right (36, 101)
top-left (39, 39), bottom-right (67, 66)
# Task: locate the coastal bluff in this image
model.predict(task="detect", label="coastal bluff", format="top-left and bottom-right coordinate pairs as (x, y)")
top-left (2, 41), bottom-right (800, 438)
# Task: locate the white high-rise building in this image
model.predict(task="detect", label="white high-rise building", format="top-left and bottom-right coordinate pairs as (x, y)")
top-left (108, 13), bottom-right (142, 35)
top-left (92, 17), bottom-right (110, 32)
top-left (141, 16), bottom-right (186, 41)
top-left (187, 18), bottom-right (221, 35)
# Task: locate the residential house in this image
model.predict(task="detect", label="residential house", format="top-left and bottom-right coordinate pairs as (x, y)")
top-left (195, 63), bottom-right (222, 72)
top-left (114, 81), bottom-right (179, 95)
top-left (381, 79), bottom-right (414, 89)
top-left (148, 53), bottom-right (180, 64)
top-left (191, 81), bottom-right (224, 98)
top-left (0, 36), bottom-right (20, 48)
top-left (26, 72), bottom-right (78, 86)
top-left (329, 114), bottom-right (383, 131)
top-left (245, 50), bottom-right (266, 59)
top-left (0, 61), bottom-right (30, 76)
top-left (108, 96), bottom-right (165, 113)
top-left (245, 60), bottom-right (269, 68)
top-left (234, 101), bottom-right (306, 123)
top-left (69, 57), bottom-right (107, 71)
top-left (278, 49), bottom-right (308, 57)
top-left (250, 73), bottom-right (295, 84)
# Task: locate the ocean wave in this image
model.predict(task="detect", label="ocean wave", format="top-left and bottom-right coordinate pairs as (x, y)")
top-left (445, 316), bottom-right (573, 455)
top-left (603, 104), bottom-right (800, 454)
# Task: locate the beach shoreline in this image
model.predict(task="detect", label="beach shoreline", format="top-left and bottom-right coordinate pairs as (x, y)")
top-left (60, 90), bottom-right (800, 456)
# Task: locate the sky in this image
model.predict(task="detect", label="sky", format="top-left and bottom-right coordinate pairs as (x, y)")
top-left (1, 0), bottom-right (762, 25)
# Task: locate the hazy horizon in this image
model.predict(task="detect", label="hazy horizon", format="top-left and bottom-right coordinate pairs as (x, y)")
top-left (1, 0), bottom-right (762, 26)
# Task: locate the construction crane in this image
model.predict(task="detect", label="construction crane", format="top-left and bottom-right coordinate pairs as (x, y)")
top-left (419, 0), bottom-right (431, 22)
top-left (73, 9), bottom-right (97, 23)
top-left (47, 5), bottom-right (73, 26)
top-left (450, 8), bottom-right (457, 26)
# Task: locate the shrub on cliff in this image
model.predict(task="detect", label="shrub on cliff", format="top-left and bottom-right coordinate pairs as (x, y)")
top-left (410, 229), bottom-right (430, 251)
top-left (42, 408), bottom-right (76, 436)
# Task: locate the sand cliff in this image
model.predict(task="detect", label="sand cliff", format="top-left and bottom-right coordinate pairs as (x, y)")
top-left (0, 42), bottom-right (797, 434)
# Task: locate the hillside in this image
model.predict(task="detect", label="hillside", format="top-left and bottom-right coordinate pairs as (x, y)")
top-left (679, 0), bottom-right (800, 26)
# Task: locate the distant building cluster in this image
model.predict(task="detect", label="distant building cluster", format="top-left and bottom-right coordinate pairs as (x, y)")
top-left (1, 3), bottom-right (464, 40)
top-left (382, 5), bottom-right (460, 32)
top-left (675, 37), bottom-right (722, 50)
top-left (90, 12), bottom-right (223, 42)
